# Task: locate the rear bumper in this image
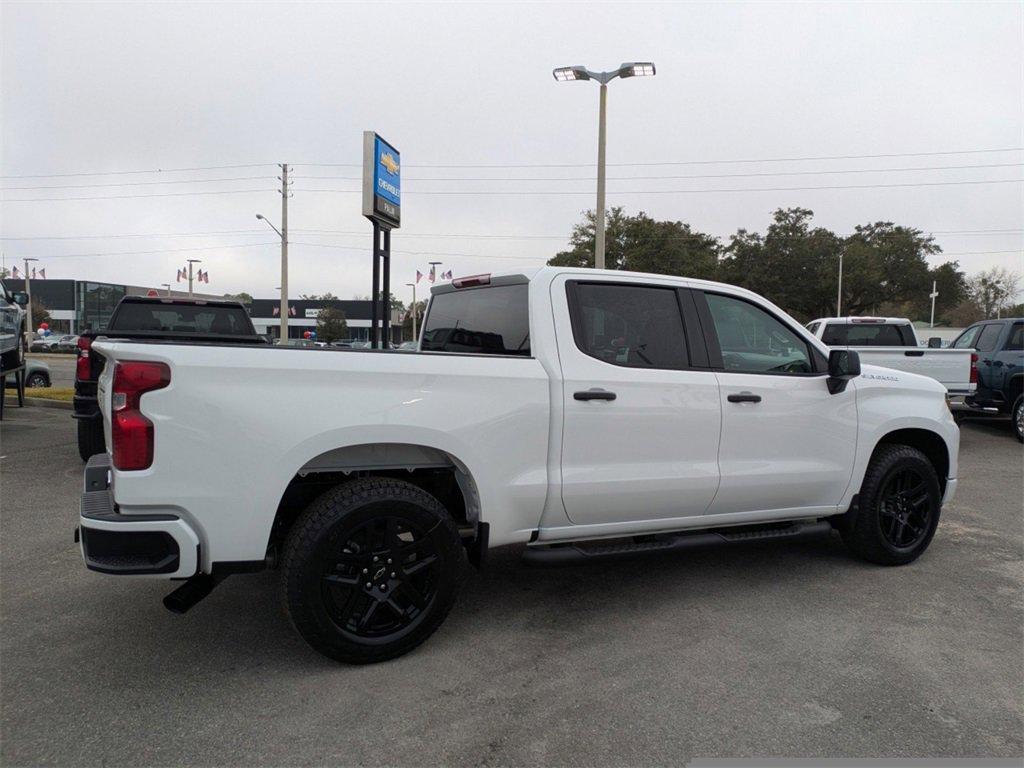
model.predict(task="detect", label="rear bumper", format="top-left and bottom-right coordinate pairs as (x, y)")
top-left (77, 454), bottom-right (199, 578)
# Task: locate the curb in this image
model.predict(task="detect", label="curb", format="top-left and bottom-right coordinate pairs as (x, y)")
top-left (23, 397), bottom-right (74, 411)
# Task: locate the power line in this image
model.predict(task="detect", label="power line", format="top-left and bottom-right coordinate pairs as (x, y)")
top-left (0, 163), bottom-right (275, 180)
top-left (295, 147), bottom-right (1024, 170)
top-left (1, 176), bottom-right (273, 191)
top-left (21, 242), bottom-right (279, 260)
top-left (293, 162), bottom-right (1024, 183)
top-left (4, 148), bottom-right (1020, 179)
top-left (1, 189), bottom-right (273, 202)
top-left (0, 230), bottom-right (270, 241)
top-left (295, 178), bottom-right (1024, 195)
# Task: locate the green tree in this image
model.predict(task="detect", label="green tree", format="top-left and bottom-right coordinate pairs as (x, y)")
top-left (720, 208), bottom-right (843, 321)
top-left (315, 307), bottom-right (348, 342)
top-left (841, 222), bottom-right (938, 317)
top-left (30, 297), bottom-right (52, 332)
top-left (401, 299), bottom-right (428, 338)
top-left (223, 292), bottom-right (253, 305)
top-left (301, 292), bottom-right (339, 300)
top-left (548, 207), bottom-right (719, 279)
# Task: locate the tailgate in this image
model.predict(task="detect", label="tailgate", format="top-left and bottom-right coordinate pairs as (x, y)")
top-left (855, 348), bottom-right (975, 393)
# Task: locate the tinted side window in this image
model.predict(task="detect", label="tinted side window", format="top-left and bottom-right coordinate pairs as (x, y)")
top-left (421, 284), bottom-right (530, 356)
top-left (1005, 323), bottom-right (1022, 351)
top-left (705, 293), bottom-right (813, 374)
top-left (821, 324), bottom-right (847, 346)
top-left (806, 321), bottom-right (820, 335)
top-left (975, 324), bottom-right (1002, 352)
top-left (953, 325), bottom-right (981, 349)
top-left (569, 283), bottom-right (688, 369)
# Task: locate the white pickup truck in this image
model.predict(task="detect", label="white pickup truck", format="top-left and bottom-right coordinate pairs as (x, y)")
top-left (78, 267), bottom-right (959, 663)
top-left (805, 316), bottom-right (976, 396)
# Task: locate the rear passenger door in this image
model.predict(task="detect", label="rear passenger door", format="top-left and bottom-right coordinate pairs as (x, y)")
top-left (553, 276), bottom-right (722, 526)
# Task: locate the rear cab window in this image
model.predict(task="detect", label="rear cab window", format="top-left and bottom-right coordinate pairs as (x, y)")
top-left (421, 283), bottom-right (530, 355)
top-left (821, 322), bottom-right (914, 346)
top-left (110, 301), bottom-right (254, 335)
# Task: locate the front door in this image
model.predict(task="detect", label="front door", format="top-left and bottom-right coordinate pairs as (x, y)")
top-left (553, 276), bottom-right (722, 526)
top-left (696, 290), bottom-right (858, 516)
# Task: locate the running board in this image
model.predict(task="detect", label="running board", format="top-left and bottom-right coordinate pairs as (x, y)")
top-left (521, 520), bottom-right (833, 566)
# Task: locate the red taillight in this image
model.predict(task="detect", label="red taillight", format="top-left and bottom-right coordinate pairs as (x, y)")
top-left (111, 361), bottom-right (170, 471)
top-left (970, 353), bottom-right (979, 385)
top-left (451, 274), bottom-right (491, 289)
top-left (76, 336), bottom-right (92, 381)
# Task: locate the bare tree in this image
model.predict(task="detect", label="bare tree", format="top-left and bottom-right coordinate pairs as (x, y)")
top-left (968, 267), bottom-right (1022, 318)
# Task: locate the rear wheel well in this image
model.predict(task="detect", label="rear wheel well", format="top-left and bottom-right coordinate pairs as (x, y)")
top-left (872, 428), bottom-right (949, 494)
top-left (266, 445), bottom-right (479, 563)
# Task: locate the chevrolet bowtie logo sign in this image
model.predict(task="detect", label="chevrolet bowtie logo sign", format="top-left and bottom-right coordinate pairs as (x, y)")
top-left (380, 152), bottom-right (399, 175)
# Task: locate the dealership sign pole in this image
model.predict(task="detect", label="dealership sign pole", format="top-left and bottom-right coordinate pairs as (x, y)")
top-left (363, 132), bottom-right (401, 349)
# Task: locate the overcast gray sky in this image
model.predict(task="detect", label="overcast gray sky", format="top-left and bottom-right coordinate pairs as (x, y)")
top-left (2, 1), bottom-right (1021, 304)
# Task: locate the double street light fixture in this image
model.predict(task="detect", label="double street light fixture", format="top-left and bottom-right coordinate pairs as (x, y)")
top-left (552, 62), bottom-right (656, 270)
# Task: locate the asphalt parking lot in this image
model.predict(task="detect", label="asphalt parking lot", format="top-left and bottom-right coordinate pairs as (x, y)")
top-left (1, 407), bottom-right (1021, 766)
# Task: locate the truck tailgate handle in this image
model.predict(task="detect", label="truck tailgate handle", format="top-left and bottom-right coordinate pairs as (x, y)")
top-left (904, 350), bottom-right (925, 357)
top-left (727, 392), bottom-right (762, 403)
top-left (574, 389), bottom-right (616, 401)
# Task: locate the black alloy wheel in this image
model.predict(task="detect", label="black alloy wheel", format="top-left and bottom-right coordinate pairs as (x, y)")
top-left (877, 468), bottom-right (933, 551)
top-left (321, 515), bottom-right (442, 641)
top-left (840, 444), bottom-right (941, 566)
top-left (283, 477), bottom-right (466, 664)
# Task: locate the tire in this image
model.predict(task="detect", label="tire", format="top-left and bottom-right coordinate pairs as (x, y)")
top-left (841, 444), bottom-right (942, 566)
top-left (282, 477), bottom-right (467, 664)
top-left (76, 418), bottom-right (105, 462)
top-left (1012, 395), bottom-right (1024, 443)
top-left (25, 373), bottom-right (48, 388)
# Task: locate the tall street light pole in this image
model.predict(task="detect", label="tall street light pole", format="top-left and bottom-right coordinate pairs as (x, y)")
top-left (22, 257), bottom-right (37, 343)
top-left (553, 62), bottom-right (656, 270)
top-left (161, 283), bottom-right (172, 297)
top-left (406, 281), bottom-right (418, 341)
top-left (186, 259), bottom-right (202, 297)
top-left (836, 251), bottom-right (843, 316)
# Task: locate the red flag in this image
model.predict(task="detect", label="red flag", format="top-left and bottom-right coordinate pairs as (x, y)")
top-left (31, 267), bottom-right (36, 279)
top-left (203, 271), bottom-right (209, 284)
top-left (38, 268), bottom-right (46, 279)
top-left (429, 265), bottom-right (436, 283)
top-left (11, 266), bottom-right (19, 279)
top-left (288, 305), bottom-right (296, 316)
top-left (443, 270), bottom-right (452, 280)
top-left (176, 269), bottom-right (183, 282)
top-left (272, 306), bottom-right (280, 316)
top-left (416, 270), bottom-right (423, 283)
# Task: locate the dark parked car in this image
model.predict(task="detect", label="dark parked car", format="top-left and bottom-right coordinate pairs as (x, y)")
top-left (953, 318), bottom-right (1024, 441)
top-left (74, 295), bottom-right (266, 459)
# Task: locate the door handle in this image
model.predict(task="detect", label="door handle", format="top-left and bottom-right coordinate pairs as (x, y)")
top-left (574, 388), bottom-right (616, 401)
top-left (727, 392), bottom-right (762, 403)
top-left (904, 350), bottom-right (924, 357)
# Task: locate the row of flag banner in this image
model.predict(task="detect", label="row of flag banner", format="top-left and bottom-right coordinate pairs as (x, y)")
top-left (10, 266), bottom-right (46, 279)
top-left (177, 267), bottom-right (210, 283)
top-left (415, 265), bottom-right (452, 284)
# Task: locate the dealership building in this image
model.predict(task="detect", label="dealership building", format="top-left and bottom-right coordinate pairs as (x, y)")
top-left (248, 298), bottom-right (404, 343)
top-left (2, 278), bottom-right (406, 343)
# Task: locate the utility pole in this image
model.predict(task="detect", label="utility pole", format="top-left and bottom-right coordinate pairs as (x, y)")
top-left (23, 257), bottom-right (38, 345)
top-left (186, 259), bottom-right (202, 297)
top-left (279, 163), bottom-right (290, 343)
top-left (929, 281), bottom-right (939, 328)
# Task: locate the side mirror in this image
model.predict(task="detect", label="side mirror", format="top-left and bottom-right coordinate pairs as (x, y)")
top-left (928, 337), bottom-right (942, 348)
top-left (11, 292), bottom-right (28, 307)
top-left (827, 349), bottom-right (860, 394)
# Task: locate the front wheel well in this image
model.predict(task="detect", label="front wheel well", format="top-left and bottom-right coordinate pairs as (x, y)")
top-left (872, 428), bottom-right (949, 495)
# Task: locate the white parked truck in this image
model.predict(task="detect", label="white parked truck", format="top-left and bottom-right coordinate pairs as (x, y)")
top-left (78, 268), bottom-right (960, 663)
top-left (805, 316), bottom-right (977, 396)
